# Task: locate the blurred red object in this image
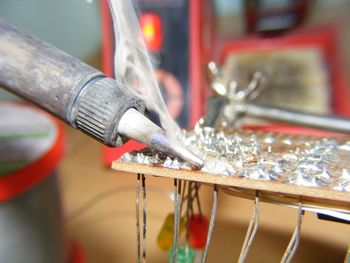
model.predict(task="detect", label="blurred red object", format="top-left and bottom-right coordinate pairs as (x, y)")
top-left (103, 140), bottom-right (145, 167)
top-left (0, 103), bottom-right (65, 201)
top-left (189, 214), bottom-right (209, 249)
top-left (139, 13), bottom-right (163, 52)
top-left (69, 240), bottom-right (85, 263)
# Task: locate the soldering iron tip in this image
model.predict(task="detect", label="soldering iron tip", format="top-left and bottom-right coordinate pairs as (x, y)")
top-left (151, 131), bottom-right (205, 169)
top-left (118, 108), bottom-right (204, 169)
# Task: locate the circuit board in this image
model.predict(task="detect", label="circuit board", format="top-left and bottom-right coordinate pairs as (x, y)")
top-left (112, 128), bottom-right (350, 211)
top-left (112, 128), bottom-right (350, 262)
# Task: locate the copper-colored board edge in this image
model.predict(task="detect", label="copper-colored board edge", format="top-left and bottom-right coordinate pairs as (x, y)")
top-left (112, 160), bottom-right (350, 208)
top-left (220, 186), bottom-right (350, 212)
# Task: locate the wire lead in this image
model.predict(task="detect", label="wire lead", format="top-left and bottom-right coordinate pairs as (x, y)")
top-left (172, 179), bottom-right (182, 263)
top-left (238, 191), bottom-right (260, 263)
top-left (202, 185), bottom-right (218, 263)
top-left (281, 201), bottom-right (304, 263)
top-left (142, 174), bottom-right (147, 262)
top-left (136, 174), bottom-right (141, 263)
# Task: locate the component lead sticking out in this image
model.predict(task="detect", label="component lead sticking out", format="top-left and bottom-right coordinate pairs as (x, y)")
top-left (238, 191), bottom-right (260, 263)
top-left (195, 183), bottom-right (202, 216)
top-left (136, 174), bottom-right (141, 263)
top-left (172, 179), bottom-right (182, 263)
top-left (281, 201), bottom-right (304, 263)
top-left (202, 185), bottom-right (219, 263)
top-left (267, 145), bottom-right (272, 155)
top-left (142, 175), bottom-right (147, 262)
top-left (180, 180), bottom-right (188, 216)
top-left (186, 182), bottom-right (193, 242)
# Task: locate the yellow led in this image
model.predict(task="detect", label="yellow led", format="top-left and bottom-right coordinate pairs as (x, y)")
top-left (157, 213), bottom-right (186, 251)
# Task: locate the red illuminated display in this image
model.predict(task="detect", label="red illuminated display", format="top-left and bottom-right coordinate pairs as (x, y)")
top-left (139, 13), bottom-right (163, 52)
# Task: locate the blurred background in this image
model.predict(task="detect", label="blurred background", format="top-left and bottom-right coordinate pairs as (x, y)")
top-left (0, 0), bottom-right (350, 262)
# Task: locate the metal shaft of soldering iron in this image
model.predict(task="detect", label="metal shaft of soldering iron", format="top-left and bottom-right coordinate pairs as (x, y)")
top-left (0, 19), bottom-right (203, 168)
top-left (242, 103), bottom-right (350, 133)
top-left (118, 109), bottom-right (204, 168)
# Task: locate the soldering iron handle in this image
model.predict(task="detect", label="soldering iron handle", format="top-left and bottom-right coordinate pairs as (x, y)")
top-left (0, 19), bottom-right (144, 146)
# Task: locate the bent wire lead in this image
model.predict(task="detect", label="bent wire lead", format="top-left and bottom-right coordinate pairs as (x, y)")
top-left (202, 185), bottom-right (219, 263)
top-left (281, 201), bottom-right (305, 263)
top-left (238, 191), bottom-right (260, 263)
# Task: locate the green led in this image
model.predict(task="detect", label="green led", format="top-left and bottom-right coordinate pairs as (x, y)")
top-left (169, 245), bottom-right (195, 263)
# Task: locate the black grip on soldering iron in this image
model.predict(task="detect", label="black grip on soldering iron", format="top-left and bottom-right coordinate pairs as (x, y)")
top-left (73, 77), bottom-right (144, 146)
top-left (0, 18), bottom-right (144, 146)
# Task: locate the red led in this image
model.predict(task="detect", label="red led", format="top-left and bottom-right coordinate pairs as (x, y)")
top-left (139, 13), bottom-right (163, 52)
top-left (189, 214), bottom-right (209, 249)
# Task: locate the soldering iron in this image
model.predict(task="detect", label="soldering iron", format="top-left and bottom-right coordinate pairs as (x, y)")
top-left (0, 19), bottom-right (204, 169)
